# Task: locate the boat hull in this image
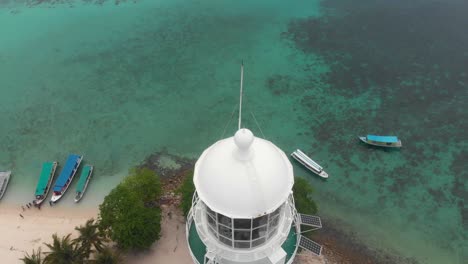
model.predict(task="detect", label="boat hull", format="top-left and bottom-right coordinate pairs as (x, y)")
top-left (33, 162), bottom-right (58, 206)
top-left (291, 151), bottom-right (329, 179)
top-left (74, 166), bottom-right (93, 203)
top-left (359, 137), bottom-right (402, 148)
top-left (50, 156), bottom-right (82, 204)
top-left (0, 171), bottom-right (12, 200)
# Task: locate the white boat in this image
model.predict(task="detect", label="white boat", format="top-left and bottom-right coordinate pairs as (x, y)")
top-left (0, 171), bottom-right (12, 200)
top-left (291, 150), bottom-right (328, 178)
top-left (50, 154), bottom-right (82, 204)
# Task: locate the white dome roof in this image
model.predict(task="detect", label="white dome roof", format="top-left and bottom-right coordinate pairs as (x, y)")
top-left (194, 129), bottom-right (294, 219)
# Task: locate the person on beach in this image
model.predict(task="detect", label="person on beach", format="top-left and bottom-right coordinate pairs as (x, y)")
top-left (19, 214), bottom-right (24, 219)
top-left (21, 206), bottom-right (25, 211)
top-left (26, 204), bottom-right (30, 209)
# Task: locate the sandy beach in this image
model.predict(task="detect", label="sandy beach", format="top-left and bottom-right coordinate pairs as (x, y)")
top-left (0, 203), bottom-right (98, 263)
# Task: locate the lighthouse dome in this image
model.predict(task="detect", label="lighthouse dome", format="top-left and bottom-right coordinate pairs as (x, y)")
top-left (194, 128), bottom-right (294, 219)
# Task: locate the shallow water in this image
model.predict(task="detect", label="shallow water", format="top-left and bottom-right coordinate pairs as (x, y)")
top-left (0, 0), bottom-right (466, 263)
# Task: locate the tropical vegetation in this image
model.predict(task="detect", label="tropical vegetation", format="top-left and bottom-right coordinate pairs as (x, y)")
top-left (21, 168), bottom-right (162, 263)
top-left (293, 176), bottom-right (318, 215)
top-left (98, 167), bottom-right (162, 251)
top-left (177, 170), bottom-right (195, 217)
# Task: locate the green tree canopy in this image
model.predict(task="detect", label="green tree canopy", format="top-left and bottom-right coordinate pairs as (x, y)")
top-left (293, 177), bottom-right (318, 215)
top-left (177, 170), bottom-right (195, 217)
top-left (94, 247), bottom-right (123, 264)
top-left (43, 234), bottom-right (84, 264)
top-left (20, 247), bottom-right (43, 264)
top-left (123, 168), bottom-right (162, 204)
top-left (73, 218), bottom-right (107, 258)
top-left (99, 168), bottom-right (162, 251)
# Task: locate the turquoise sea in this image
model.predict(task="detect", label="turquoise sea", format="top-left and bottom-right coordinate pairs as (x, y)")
top-left (0, 0), bottom-right (466, 263)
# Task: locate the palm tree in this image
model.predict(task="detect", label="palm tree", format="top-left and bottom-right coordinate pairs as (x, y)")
top-left (94, 247), bottom-right (123, 264)
top-left (43, 234), bottom-right (84, 264)
top-left (20, 247), bottom-right (43, 264)
top-left (73, 218), bottom-right (107, 258)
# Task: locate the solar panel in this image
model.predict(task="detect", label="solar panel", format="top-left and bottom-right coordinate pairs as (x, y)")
top-left (299, 235), bottom-right (322, 255)
top-left (300, 214), bottom-right (322, 228)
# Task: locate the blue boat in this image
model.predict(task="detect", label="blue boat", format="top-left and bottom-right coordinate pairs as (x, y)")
top-left (359, 135), bottom-right (402, 148)
top-left (50, 154), bottom-right (83, 204)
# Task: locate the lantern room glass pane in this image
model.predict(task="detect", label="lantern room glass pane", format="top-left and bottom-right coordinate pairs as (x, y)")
top-left (234, 218), bottom-right (251, 229)
top-left (206, 205), bottom-right (216, 218)
top-left (219, 235), bottom-right (232, 247)
top-left (207, 214), bottom-right (216, 229)
top-left (217, 213), bottom-right (232, 227)
top-left (252, 225), bottom-right (267, 240)
top-left (253, 215), bottom-right (268, 228)
top-left (234, 229), bottom-right (251, 241)
top-left (218, 224), bottom-right (232, 238)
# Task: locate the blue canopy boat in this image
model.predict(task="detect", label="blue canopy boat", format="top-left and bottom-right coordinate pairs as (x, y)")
top-left (359, 135), bottom-right (402, 148)
top-left (50, 154), bottom-right (83, 204)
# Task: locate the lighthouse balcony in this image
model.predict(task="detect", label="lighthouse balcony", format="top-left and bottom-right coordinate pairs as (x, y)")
top-left (186, 193), bottom-right (301, 264)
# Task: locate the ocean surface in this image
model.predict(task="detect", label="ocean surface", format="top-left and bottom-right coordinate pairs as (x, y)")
top-left (0, 0), bottom-right (466, 263)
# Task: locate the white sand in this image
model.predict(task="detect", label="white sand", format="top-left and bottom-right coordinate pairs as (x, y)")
top-left (0, 203), bottom-right (98, 263)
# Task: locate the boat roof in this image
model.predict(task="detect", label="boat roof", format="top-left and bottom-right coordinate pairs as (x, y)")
top-left (294, 150), bottom-right (323, 171)
top-left (367, 135), bottom-right (398, 143)
top-left (53, 155), bottom-right (81, 192)
top-left (35, 162), bottom-right (55, 196)
top-left (76, 165), bottom-right (92, 192)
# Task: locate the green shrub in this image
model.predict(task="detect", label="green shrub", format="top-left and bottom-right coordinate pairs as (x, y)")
top-left (98, 168), bottom-right (162, 251)
top-left (293, 177), bottom-right (318, 215)
top-left (177, 170), bottom-right (195, 217)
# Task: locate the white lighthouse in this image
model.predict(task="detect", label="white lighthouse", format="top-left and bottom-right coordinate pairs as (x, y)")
top-left (186, 66), bottom-right (322, 264)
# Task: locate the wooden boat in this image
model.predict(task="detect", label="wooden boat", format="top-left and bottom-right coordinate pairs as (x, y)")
top-left (74, 165), bottom-right (93, 203)
top-left (50, 154), bottom-right (82, 204)
top-left (291, 149), bottom-right (329, 178)
top-left (33, 162), bottom-right (58, 206)
top-left (0, 171), bottom-right (12, 200)
top-left (359, 135), bottom-right (402, 148)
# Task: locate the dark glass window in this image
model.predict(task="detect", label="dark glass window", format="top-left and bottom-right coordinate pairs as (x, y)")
top-left (206, 205), bottom-right (216, 218)
top-left (252, 225), bottom-right (267, 239)
top-left (207, 214), bottom-right (216, 229)
top-left (217, 213), bottom-right (232, 227)
top-left (234, 230), bottom-right (251, 240)
top-left (218, 224), bottom-right (232, 238)
top-left (219, 235), bottom-right (232, 247)
top-left (253, 215), bottom-right (268, 228)
top-left (234, 218), bottom-right (251, 229)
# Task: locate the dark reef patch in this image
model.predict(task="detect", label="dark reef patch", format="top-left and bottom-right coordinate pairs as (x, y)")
top-left (316, 217), bottom-right (420, 264)
top-left (138, 149), bottom-right (195, 179)
top-left (284, 0), bottom-right (468, 149)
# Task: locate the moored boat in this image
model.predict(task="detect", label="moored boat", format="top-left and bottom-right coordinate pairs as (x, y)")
top-left (0, 171), bottom-right (12, 200)
top-left (74, 165), bottom-right (93, 203)
top-left (291, 149), bottom-right (329, 178)
top-left (50, 154), bottom-right (83, 204)
top-left (33, 162), bottom-right (58, 206)
top-left (359, 135), bottom-right (402, 148)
